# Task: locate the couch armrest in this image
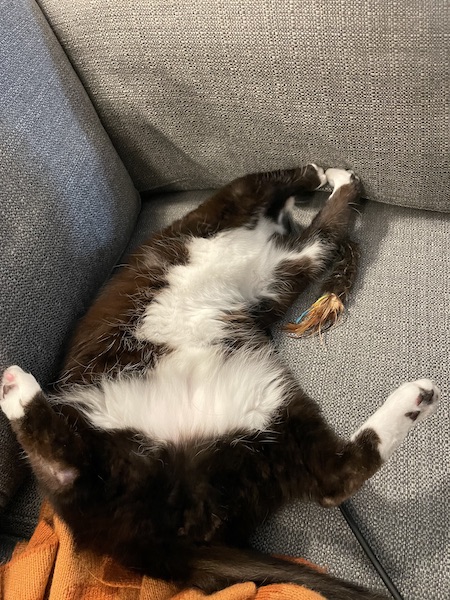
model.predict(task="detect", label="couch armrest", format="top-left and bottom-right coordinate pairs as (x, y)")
top-left (0, 0), bottom-right (140, 508)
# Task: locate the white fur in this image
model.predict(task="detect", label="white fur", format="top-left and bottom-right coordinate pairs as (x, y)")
top-left (278, 196), bottom-right (295, 228)
top-left (1, 365), bottom-right (41, 420)
top-left (289, 239), bottom-right (326, 263)
top-left (136, 219), bottom-right (327, 349)
top-left (61, 346), bottom-right (293, 444)
top-left (325, 168), bottom-right (353, 190)
top-left (351, 379), bottom-right (439, 461)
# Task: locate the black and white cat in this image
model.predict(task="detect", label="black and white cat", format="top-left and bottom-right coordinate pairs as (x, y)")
top-left (1, 165), bottom-right (439, 600)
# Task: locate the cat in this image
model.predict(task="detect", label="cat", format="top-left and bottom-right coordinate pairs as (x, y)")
top-left (1, 164), bottom-right (439, 600)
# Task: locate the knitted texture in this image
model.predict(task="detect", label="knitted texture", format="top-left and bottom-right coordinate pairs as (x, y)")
top-left (0, 502), bottom-right (325, 600)
top-left (0, 0), bottom-right (140, 509)
top-left (38, 0), bottom-right (449, 210)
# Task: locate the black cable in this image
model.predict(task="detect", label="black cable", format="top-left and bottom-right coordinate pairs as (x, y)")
top-left (339, 502), bottom-right (404, 600)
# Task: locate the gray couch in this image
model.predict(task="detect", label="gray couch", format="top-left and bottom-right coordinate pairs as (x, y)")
top-left (1, 1), bottom-right (448, 598)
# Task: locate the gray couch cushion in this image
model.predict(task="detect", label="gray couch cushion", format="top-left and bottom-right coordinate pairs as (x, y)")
top-left (0, 0), bottom-right (140, 510)
top-left (256, 195), bottom-right (450, 600)
top-left (127, 190), bottom-right (450, 600)
top-left (38, 0), bottom-right (449, 211)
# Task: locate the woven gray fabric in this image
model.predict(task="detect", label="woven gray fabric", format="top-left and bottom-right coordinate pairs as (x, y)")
top-left (129, 190), bottom-right (450, 600)
top-left (38, 0), bottom-right (449, 210)
top-left (266, 196), bottom-right (450, 600)
top-left (0, 476), bottom-right (42, 563)
top-left (0, 0), bottom-right (140, 510)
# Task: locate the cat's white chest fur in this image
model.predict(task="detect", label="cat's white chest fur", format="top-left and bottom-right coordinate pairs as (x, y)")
top-left (62, 346), bottom-right (291, 443)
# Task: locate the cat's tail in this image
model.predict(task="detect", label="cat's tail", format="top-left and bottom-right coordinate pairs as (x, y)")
top-left (186, 545), bottom-right (388, 600)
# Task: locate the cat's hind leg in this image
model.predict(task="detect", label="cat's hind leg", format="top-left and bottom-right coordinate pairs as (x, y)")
top-left (350, 378), bottom-right (440, 464)
top-left (208, 377), bottom-right (439, 517)
top-left (1, 365), bottom-right (41, 420)
top-left (165, 163), bottom-right (327, 238)
top-left (254, 168), bottom-right (361, 328)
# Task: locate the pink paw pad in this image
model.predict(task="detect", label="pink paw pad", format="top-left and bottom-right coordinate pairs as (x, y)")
top-left (2, 369), bottom-right (17, 398)
top-left (0, 366), bottom-right (42, 420)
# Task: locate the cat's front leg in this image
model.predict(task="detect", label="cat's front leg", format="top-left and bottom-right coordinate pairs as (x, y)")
top-left (351, 378), bottom-right (440, 461)
top-left (255, 168), bottom-right (361, 329)
top-left (1, 365), bottom-right (41, 420)
top-left (1, 366), bottom-right (81, 491)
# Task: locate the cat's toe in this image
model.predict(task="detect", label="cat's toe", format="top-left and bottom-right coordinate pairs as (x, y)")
top-left (325, 168), bottom-right (353, 188)
top-left (1, 366), bottom-right (41, 420)
top-left (2, 368), bottom-right (17, 398)
top-left (400, 379), bottom-right (440, 422)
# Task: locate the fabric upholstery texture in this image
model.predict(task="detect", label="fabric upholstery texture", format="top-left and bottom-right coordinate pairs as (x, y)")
top-left (128, 190), bottom-right (450, 600)
top-left (0, 0), bottom-right (140, 510)
top-left (38, 0), bottom-right (449, 211)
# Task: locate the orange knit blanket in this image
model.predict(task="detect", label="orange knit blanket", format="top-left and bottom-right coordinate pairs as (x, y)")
top-left (0, 503), bottom-right (324, 600)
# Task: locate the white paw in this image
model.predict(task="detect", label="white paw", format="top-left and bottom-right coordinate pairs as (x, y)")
top-left (386, 379), bottom-right (439, 423)
top-left (1, 366), bottom-right (41, 420)
top-left (352, 379), bottom-right (440, 461)
top-left (308, 163), bottom-right (327, 189)
top-left (325, 168), bottom-right (355, 189)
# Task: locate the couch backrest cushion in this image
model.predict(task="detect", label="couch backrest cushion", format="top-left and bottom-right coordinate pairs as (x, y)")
top-left (39, 0), bottom-right (449, 211)
top-left (0, 0), bottom-right (140, 508)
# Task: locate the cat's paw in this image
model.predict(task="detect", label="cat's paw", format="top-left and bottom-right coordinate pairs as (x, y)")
top-left (353, 379), bottom-right (440, 461)
top-left (306, 163), bottom-right (327, 189)
top-left (325, 168), bottom-right (359, 190)
top-left (1, 366), bottom-right (41, 420)
top-left (384, 379), bottom-right (439, 424)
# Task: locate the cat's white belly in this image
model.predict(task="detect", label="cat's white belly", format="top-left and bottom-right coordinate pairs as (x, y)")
top-left (135, 219), bottom-right (325, 349)
top-left (61, 346), bottom-right (292, 443)
top-left (60, 219), bottom-right (324, 443)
